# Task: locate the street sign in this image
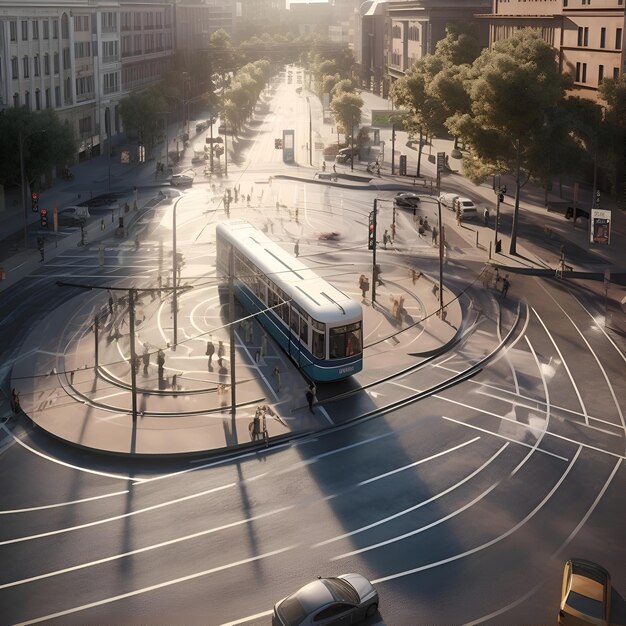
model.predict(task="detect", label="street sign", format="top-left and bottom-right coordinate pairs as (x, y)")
top-left (590, 208), bottom-right (611, 245)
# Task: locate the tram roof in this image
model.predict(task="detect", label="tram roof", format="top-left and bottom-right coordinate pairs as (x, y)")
top-left (216, 220), bottom-right (362, 324)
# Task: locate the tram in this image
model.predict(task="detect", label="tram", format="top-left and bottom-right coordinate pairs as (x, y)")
top-left (215, 221), bottom-right (363, 382)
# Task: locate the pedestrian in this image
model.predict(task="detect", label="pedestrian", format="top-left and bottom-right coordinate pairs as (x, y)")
top-left (108, 292), bottom-right (114, 316)
top-left (294, 239), bottom-right (300, 257)
top-left (383, 229), bottom-right (389, 249)
top-left (142, 346), bottom-right (150, 374)
top-left (247, 194), bottom-right (251, 206)
top-left (456, 207), bottom-right (462, 227)
top-left (374, 264), bottom-right (383, 286)
top-left (431, 225), bottom-right (438, 246)
top-left (273, 366), bottom-right (281, 392)
top-left (411, 268), bottom-right (419, 285)
top-left (10, 388), bottom-right (20, 413)
top-left (332, 163), bottom-right (336, 173)
top-left (390, 222), bottom-right (396, 241)
top-left (100, 218), bottom-right (105, 231)
top-left (261, 333), bottom-right (267, 358)
top-left (217, 340), bottom-right (225, 367)
top-left (501, 275), bottom-right (510, 298)
top-left (157, 348), bottom-right (165, 375)
top-left (483, 207), bottom-right (490, 226)
top-left (322, 160), bottom-right (326, 172)
top-left (295, 207), bottom-right (299, 223)
top-left (358, 274), bottom-right (369, 300)
top-left (305, 388), bottom-right (315, 413)
top-left (132, 355), bottom-right (140, 374)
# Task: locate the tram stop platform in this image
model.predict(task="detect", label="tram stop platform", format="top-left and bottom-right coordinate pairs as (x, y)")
top-left (11, 264), bottom-right (463, 458)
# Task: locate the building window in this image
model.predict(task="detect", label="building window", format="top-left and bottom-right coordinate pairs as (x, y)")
top-left (13, 93), bottom-right (19, 108)
top-left (61, 14), bottom-right (69, 39)
top-left (45, 88), bottom-right (50, 108)
top-left (134, 12), bottom-right (142, 29)
top-left (24, 90), bottom-right (30, 108)
top-left (54, 52), bottom-right (59, 74)
top-left (598, 65), bottom-right (604, 82)
top-left (11, 56), bottom-right (18, 79)
top-left (35, 89), bottom-right (41, 110)
top-left (63, 48), bottom-right (70, 70)
top-left (575, 62), bottom-right (581, 81)
top-left (582, 63), bottom-right (587, 83)
top-left (55, 86), bottom-right (61, 107)
top-left (43, 20), bottom-right (49, 39)
top-left (10, 21), bottom-right (17, 41)
top-left (600, 27), bottom-right (606, 48)
top-left (34, 55), bottom-right (40, 77)
top-left (584, 27), bottom-right (589, 46)
top-left (577, 27), bottom-right (583, 46)
top-left (21, 20), bottom-right (28, 41)
top-left (616, 28), bottom-right (623, 50)
top-left (53, 20), bottom-right (59, 39)
top-left (614, 67), bottom-right (620, 79)
top-left (22, 56), bottom-right (29, 78)
top-left (32, 20), bottom-right (39, 40)
top-left (78, 116), bottom-right (92, 135)
top-left (64, 77), bottom-right (71, 101)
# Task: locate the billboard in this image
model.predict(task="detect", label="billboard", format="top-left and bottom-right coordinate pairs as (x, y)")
top-left (590, 209), bottom-right (611, 245)
top-left (370, 109), bottom-right (410, 128)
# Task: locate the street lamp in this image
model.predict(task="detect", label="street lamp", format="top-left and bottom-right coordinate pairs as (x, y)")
top-left (171, 191), bottom-right (186, 347)
top-left (19, 128), bottom-right (46, 250)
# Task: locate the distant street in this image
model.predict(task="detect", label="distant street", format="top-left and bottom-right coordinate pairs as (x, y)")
top-left (1, 66), bottom-right (624, 625)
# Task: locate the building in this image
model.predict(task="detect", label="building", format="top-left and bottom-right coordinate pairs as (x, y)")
top-left (0, 1), bottom-right (176, 164)
top-left (354, 0), bottom-right (387, 95)
top-left (486, 0), bottom-right (625, 100)
top-left (385, 0), bottom-right (490, 83)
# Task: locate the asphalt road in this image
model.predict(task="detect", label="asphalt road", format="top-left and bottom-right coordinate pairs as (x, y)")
top-left (1, 66), bottom-right (625, 626)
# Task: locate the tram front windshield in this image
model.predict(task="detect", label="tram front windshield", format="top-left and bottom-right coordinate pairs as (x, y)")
top-left (329, 322), bottom-right (362, 359)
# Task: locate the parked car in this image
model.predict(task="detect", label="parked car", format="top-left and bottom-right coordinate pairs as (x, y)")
top-left (394, 192), bottom-right (421, 208)
top-left (438, 192), bottom-right (459, 208)
top-left (273, 574), bottom-right (378, 626)
top-left (452, 196), bottom-right (478, 219)
top-left (335, 147), bottom-right (359, 164)
top-left (59, 206), bottom-right (90, 223)
top-left (170, 173), bottom-right (194, 187)
top-left (559, 559), bottom-right (611, 626)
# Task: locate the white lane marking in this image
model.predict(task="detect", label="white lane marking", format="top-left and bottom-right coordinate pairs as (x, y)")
top-left (370, 446), bottom-right (582, 584)
top-left (16, 546), bottom-right (296, 626)
top-left (357, 437), bottom-right (480, 486)
top-left (220, 609), bottom-right (274, 626)
top-left (314, 442), bottom-right (507, 549)
top-left (0, 490), bottom-right (129, 515)
top-left (0, 482), bottom-right (236, 546)
top-left (442, 415), bottom-right (568, 461)
top-left (476, 390), bottom-right (622, 436)
top-left (1, 428), bottom-right (136, 482)
top-left (1, 505), bottom-right (293, 590)
top-left (532, 307), bottom-right (589, 425)
top-left (333, 478), bottom-right (502, 560)
top-left (551, 457), bottom-right (622, 558)
top-left (538, 281), bottom-right (626, 451)
top-left (509, 337), bottom-right (551, 477)
top-left (464, 456), bottom-right (623, 626)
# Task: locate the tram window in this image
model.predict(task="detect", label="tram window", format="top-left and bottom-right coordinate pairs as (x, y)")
top-left (290, 312), bottom-right (299, 334)
top-left (312, 329), bottom-right (325, 358)
top-left (299, 319), bottom-right (308, 344)
top-left (329, 323), bottom-right (362, 359)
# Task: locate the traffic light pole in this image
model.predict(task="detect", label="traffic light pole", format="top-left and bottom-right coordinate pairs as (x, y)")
top-left (371, 199), bottom-right (378, 304)
top-left (229, 247), bottom-right (237, 427)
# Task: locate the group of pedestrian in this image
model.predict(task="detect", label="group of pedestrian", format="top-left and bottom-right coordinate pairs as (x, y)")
top-left (206, 338), bottom-right (226, 369)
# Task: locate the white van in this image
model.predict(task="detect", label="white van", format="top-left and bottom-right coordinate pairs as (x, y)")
top-left (453, 197), bottom-right (478, 219)
top-left (438, 193), bottom-right (459, 209)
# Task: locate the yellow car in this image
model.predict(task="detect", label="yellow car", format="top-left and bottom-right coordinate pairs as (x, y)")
top-left (559, 559), bottom-right (611, 626)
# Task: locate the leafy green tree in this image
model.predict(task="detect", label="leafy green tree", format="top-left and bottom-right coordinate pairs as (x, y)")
top-left (330, 91), bottom-right (363, 143)
top-left (119, 87), bottom-right (169, 154)
top-left (331, 79), bottom-right (355, 101)
top-left (0, 108), bottom-right (75, 189)
top-left (599, 75), bottom-right (626, 200)
top-left (447, 29), bottom-right (572, 254)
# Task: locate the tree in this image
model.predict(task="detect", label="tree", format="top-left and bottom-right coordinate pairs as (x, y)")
top-left (119, 88), bottom-right (169, 155)
top-left (447, 29), bottom-right (571, 255)
top-left (599, 75), bottom-right (626, 201)
top-left (0, 108), bottom-right (75, 190)
top-left (330, 91), bottom-right (363, 143)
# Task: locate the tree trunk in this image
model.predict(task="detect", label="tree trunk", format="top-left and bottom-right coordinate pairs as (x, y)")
top-left (416, 127), bottom-right (423, 177)
top-left (509, 142), bottom-right (522, 256)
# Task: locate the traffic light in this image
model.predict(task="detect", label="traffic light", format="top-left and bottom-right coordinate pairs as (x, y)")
top-left (368, 210), bottom-right (376, 250)
top-left (31, 192), bottom-right (39, 212)
top-left (498, 192), bottom-right (504, 203)
top-left (275, 138), bottom-right (282, 149)
top-left (40, 208), bottom-right (48, 228)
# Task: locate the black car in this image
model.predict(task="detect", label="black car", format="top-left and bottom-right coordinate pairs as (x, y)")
top-left (394, 192), bottom-right (421, 208)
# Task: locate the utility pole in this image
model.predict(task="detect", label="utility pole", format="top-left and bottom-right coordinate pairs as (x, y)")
top-left (370, 200), bottom-right (378, 304)
top-left (391, 124), bottom-right (396, 175)
top-left (350, 109), bottom-right (355, 172)
top-left (436, 164), bottom-right (444, 313)
top-left (128, 289), bottom-right (138, 422)
top-left (228, 247), bottom-right (237, 428)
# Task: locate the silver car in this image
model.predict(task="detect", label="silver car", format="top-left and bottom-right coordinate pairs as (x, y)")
top-left (273, 573), bottom-right (379, 625)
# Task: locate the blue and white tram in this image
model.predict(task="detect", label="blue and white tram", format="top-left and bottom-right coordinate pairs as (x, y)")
top-left (215, 220), bottom-right (363, 382)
